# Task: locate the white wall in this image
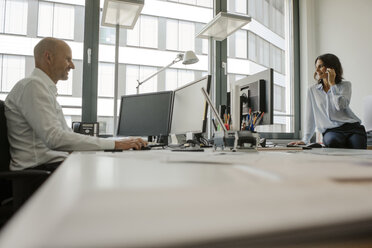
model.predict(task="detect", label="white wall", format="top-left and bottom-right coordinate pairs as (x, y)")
top-left (300, 0), bottom-right (372, 135)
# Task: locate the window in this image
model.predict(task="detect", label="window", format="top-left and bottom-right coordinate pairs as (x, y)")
top-left (248, 32), bottom-right (256, 62)
top-left (0, 0), bottom-right (28, 35)
top-left (57, 71), bottom-right (73, 95)
top-left (227, 0), bottom-right (294, 134)
top-left (235, 30), bottom-right (247, 59)
top-left (0, 55), bottom-right (25, 92)
top-left (98, 63), bottom-right (115, 97)
top-left (196, 0), bottom-right (211, 8)
top-left (165, 69), bottom-right (178, 90)
top-left (126, 65), bottom-right (158, 95)
top-left (274, 84), bottom-right (286, 112)
top-left (235, 0), bottom-right (247, 14)
top-left (1, 1), bottom-right (84, 126)
top-left (168, 0), bottom-right (212, 7)
top-left (127, 15), bottom-right (158, 48)
top-left (166, 19), bottom-right (195, 52)
top-left (166, 19), bottom-right (178, 51)
top-left (165, 68), bottom-right (195, 90)
top-left (179, 0), bottom-right (196, 5)
top-left (38, 1), bottom-right (75, 39)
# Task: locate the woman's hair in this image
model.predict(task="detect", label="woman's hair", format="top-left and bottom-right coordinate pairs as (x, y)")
top-left (314, 53), bottom-right (344, 84)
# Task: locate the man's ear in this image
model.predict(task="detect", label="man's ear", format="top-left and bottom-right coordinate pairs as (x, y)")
top-left (44, 51), bottom-right (53, 65)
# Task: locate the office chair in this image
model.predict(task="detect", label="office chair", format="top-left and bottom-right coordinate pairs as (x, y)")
top-left (0, 100), bottom-right (51, 227)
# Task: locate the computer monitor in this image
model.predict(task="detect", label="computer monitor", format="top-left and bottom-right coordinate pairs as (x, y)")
top-left (170, 75), bottom-right (211, 135)
top-left (230, 68), bottom-right (273, 130)
top-left (117, 91), bottom-right (173, 137)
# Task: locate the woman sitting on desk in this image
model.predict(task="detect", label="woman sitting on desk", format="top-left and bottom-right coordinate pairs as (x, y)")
top-left (289, 53), bottom-right (367, 149)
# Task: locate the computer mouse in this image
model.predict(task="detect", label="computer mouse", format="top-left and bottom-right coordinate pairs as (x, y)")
top-left (306, 143), bottom-right (323, 148)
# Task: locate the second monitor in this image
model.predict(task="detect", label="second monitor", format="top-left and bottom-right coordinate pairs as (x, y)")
top-left (170, 75), bottom-right (211, 135)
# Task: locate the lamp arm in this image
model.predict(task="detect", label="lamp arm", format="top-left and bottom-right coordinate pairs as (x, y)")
top-left (136, 54), bottom-right (183, 94)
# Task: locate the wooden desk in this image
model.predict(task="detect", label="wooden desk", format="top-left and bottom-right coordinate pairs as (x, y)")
top-left (1, 148), bottom-right (372, 247)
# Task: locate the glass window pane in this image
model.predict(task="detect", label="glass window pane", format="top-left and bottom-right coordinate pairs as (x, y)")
top-left (257, 37), bottom-right (263, 65)
top-left (127, 17), bottom-right (140, 46)
top-left (57, 71), bottom-right (73, 95)
top-left (256, 0), bottom-right (263, 22)
top-left (179, 21), bottom-right (194, 51)
top-left (38, 1), bottom-right (53, 37)
top-left (248, 0), bottom-right (256, 18)
top-left (166, 19), bottom-right (178, 50)
top-left (139, 66), bottom-right (157, 93)
top-left (178, 69), bottom-right (194, 87)
top-left (0, 0), bottom-right (6, 33)
top-left (98, 63), bottom-right (115, 97)
top-left (202, 38), bottom-right (208, 54)
top-left (196, 0), bottom-right (211, 8)
top-left (99, 11), bottom-right (115, 45)
top-left (125, 65), bottom-right (139, 96)
top-left (248, 32), bottom-right (256, 62)
top-left (263, 40), bottom-right (270, 67)
top-left (53, 3), bottom-right (75, 39)
top-left (263, 0), bottom-right (269, 26)
top-left (165, 68), bottom-right (178, 90)
top-left (179, 0), bottom-right (196, 4)
top-left (235, 0), bottom-right (247, 14)
top-left (5, 0), bottom-right (28, 35)
top-left (235, 30), bottom-right (247, 59)
top-left (1, 55), bottom-right (25, 92)
top-left (140, 16), bottom-right (158, 48)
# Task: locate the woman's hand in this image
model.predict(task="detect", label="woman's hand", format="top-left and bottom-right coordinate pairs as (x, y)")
top-left (115, 138), bottom-right (148, 150)
top-left (326, 68), bottom-right (336, 86)
top-left (287, 141), bottom-right (305, 146)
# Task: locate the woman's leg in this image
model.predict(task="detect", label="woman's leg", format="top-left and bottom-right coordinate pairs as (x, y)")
top-left (323, 131), bottom-right (346, 148)
top-left (347, 133), bottom-right (367, 149)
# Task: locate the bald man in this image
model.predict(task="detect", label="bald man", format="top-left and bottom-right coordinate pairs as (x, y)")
top-left (5, 37), bottom-right (146, 171)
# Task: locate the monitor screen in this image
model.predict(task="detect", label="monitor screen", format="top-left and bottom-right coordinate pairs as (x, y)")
top-left (117, 91), bottom-right (173, 137)
top-left (170, 75), bottom-right (211, 135)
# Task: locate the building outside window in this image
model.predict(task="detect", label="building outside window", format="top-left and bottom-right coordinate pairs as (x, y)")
top-left (38, 1), bottom-right (75, 40)
top-left (166, 19), bottom-right (195, 52)
top-left (165, 68), bottom-right (195, 90)
top-left (0, 0), bottom-right (84, 129)
top-left (227, 0), bottom-right (292, 133)
top-left (0, 54), bottom-right (25, 92)
top-left (0, 0), bottom-right (28, 35)
top-left (127, 15), bottom-right (158, 48)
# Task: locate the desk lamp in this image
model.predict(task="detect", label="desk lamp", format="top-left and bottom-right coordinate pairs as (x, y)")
top-left (101, 0), bottom-right (144, 132)
top-left (136, 50), bottom-right (199, 94)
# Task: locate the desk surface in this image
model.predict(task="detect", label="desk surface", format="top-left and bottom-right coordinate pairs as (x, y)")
top-left (1, 148), bottom-right (372, 247)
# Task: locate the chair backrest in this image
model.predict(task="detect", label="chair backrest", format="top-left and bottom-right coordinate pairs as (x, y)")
top-left (0, 100), bottom-right (11, 172)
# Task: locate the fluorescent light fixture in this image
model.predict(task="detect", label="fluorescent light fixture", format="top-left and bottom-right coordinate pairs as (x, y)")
top-left (101, 0), bottom-right (144, 29)
top-left (196, 12), bottom-right (251, 41)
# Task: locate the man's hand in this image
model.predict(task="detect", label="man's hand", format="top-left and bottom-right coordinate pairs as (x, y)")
top-left (114, 138), bottom-right (148, 150)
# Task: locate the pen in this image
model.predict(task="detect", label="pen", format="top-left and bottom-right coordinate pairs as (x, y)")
top-left (254, 112), bottom-right (265, 128)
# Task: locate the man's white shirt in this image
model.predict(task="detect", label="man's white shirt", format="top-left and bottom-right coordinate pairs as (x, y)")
top-left (5, 68), bottom-right (114, 170)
